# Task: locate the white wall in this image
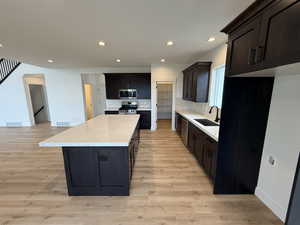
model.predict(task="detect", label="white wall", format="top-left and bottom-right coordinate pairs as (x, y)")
top-left (0, 64), bottom-right (151, 127)
top-left (151, 64), bottom-right (186, 130)
top-left (256, 74), bottom-right (300, 222)
top-left (175, 44), bottom-right (227, 120)
top-left (0, 64), bottom-right (86, 126)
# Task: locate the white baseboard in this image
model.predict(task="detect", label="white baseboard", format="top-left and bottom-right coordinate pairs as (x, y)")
top-left (51, 121), bottom-right (83, 127)
top-left (22, 121), bottom-right (32, 127)
top-left (151, 121), bottom-right (157, 131)
top-left (255, 187), bottom-right (286, 222)
top-left (0, 121), bottom-right (32, 127)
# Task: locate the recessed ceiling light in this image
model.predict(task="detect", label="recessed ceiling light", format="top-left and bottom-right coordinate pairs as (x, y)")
top-left (208, 37), bottom-right (216, 42)
top-left (48, 59), bottom-right (54, 63)
top-left (0, 43), bottom-right (3, 48)
top-left (116, 59), bottom-right (121, 63)
top-left (98, 41), bottom-right (105, 46)
top-left (167, 41), bottom-right (174, 46)
top-left (161, 59), bottom-right (165, 62)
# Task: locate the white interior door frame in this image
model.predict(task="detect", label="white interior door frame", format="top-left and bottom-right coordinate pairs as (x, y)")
top-left (23, 74), bottom-right (50, 126)
top-left (155, 81), bottom-right (176, 130)
top-left (83, 83), bottom-right (94, 120)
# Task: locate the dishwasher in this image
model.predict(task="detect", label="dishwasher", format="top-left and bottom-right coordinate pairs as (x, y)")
top-left (181, 118), bottom-right (189, 147)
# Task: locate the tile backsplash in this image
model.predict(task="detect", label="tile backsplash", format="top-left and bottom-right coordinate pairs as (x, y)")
top-left (175, 98), bottom-right (220, 121)
top-left (106, 99), bottom-right (151, 109)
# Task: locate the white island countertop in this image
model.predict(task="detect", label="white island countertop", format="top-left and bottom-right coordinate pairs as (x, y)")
top-left (39, 115), bottom-right (140, 147)
top-left (176, 110), bottom-right (219, 142)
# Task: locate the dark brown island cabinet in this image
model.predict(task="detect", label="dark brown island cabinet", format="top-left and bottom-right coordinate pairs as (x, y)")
top-left (223, 0), bottom-right (300, 76)
top-left (105, 110), bottom-right (151, 129)
top-left (105, 73), bottom-right (151, 99)
top-left (62, 123), bottom-right (140, 196)
top-left (182, 62), bottom-right (212, 102)
top-left (175, 113), bottom-right (218, 182)
top-left (39, 115), bottom-right (141, 196)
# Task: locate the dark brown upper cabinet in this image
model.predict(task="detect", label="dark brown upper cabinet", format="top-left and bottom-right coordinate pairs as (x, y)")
top-left (225, 16), bottom-right (262, 76)
top-left (105, 73), bottom-right (151, 99)
top-left (222, 0), bottom-right (300, 76)
top-left (182, 62), bottom-right (211, 102)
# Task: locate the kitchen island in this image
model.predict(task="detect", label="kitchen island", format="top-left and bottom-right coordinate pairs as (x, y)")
top-left (39, 115), bottom-right (140, 196)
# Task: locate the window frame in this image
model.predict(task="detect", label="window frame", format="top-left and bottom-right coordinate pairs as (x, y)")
top-left (209, 64), bottom-right (225, 108)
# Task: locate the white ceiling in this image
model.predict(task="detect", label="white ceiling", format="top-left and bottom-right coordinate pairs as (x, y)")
top-left (0, 0), bottom-right (254, 68)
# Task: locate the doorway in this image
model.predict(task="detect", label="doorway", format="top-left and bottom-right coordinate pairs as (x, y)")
top-left (84, 83), bottom-right (94, 120)
top-left (29, 84), bottom-right (49, 124)
top-left (156, 82), bottom-right (173, 130)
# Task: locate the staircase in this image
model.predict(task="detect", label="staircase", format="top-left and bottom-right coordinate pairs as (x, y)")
top-left (0, 58), bottom-right (21, 85)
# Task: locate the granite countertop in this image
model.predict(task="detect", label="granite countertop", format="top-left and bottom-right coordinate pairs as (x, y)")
top-left (39, 115), bottom-right (140, 147)
top-left (176, 110), bottom-right (219, 142)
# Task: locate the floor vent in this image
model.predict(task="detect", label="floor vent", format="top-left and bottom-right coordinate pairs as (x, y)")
top-left (56, 122), bottom-right (71, 127)
top-left (6, 122), bottom-right (22, 127)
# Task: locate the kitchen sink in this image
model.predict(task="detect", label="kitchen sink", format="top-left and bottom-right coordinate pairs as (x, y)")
top-left (194, 119), bottom-right (219, 126)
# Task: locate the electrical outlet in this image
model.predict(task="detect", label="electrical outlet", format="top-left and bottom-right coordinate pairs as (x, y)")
top-left (268, 156), bottom-right (276, 166)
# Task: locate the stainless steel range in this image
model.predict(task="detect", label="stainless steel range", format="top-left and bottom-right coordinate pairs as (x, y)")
top-left (118, 101), bottom-right (138, 114)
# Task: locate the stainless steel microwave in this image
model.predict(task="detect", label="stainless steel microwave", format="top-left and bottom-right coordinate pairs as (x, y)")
top-left (119, 89), bottom-right (137, 99)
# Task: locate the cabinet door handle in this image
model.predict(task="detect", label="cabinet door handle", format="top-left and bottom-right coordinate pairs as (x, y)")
top-left (248, 48), bottom-right (256, 65)
top-left (255, 46), bottom-right (264, 64)
top-left (99, 155), bottom-right (108, 161)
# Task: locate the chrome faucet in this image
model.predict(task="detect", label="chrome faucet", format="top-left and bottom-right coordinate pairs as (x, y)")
top-left (209, 106), bottom-right (220, 123)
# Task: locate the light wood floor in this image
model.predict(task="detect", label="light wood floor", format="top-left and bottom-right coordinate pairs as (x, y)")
top-left (157, 119), bottom-right (172, 130)
top-left (0, 121), bottom-right (283, 225)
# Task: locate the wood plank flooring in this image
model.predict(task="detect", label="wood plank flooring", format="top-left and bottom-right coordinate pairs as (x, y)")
top-left (0, 121), bottom-right (283, 225)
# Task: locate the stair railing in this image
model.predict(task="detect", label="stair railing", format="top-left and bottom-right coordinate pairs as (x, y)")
top-left (0, 58), bottom-right (21, 85)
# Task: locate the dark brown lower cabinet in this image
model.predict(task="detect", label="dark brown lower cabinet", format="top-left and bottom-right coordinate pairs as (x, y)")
top-left (137, 111), bottom-right (151, 129)
top-left (104, 110), bottom-right (151, 129)
top-left (62, 124), bottom-right (140, 196)
top-left (104, 110), bottom-right (119, 114)
top-left (181, 118), bottom-right (189, 147)
top-left (175, 113), bottom-right (182, 135)
top-left (187, 122), bottom-right (218, 182)
top-left (203, 137), bottom-right (218, 181)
